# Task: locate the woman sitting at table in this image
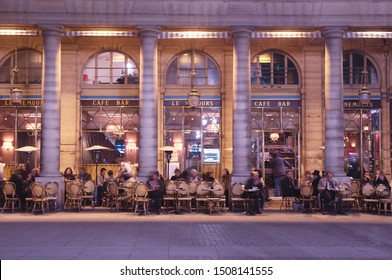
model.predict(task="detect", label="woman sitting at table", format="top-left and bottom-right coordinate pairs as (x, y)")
top-left (146, 171), bottom-right (165, 214)
top-left (63, 167), bottom-right (76, 181)
top-left (243, 171), bottom-right (265, 215)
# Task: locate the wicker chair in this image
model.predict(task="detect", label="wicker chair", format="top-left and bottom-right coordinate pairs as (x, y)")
top-left (231, 183), bottom-right (245, 211)
top-left (82, 180), bottom-right (95, 209)
top-left (133, 182), bottom-right (149, 215)
top-left (300, 183), bottom-right (315, 213)
top-left (107, 181), bottom-right (133, 212)
top-left (177, 181), bottom-right (192, 212)
top-left (362, 183), bottom-right (378, 213)
top-left (45, 182), bottom-right (59, 212)
top-left (65, 180), bottom-right (83, 211)
top-left (375, 184), bottom-right (391, 215)
top-left (339, 183), bottom-right (355, 212)
top-left (1, 181), bottom-right (21, 213)
top-left (208, 182), bottom-right (225, 215)
top-left (163, 180), bottom-right (177, 213)
top-left (30, 182), bottom-right (48, 214)
top-left (195, 181), bottom-right (209, 212)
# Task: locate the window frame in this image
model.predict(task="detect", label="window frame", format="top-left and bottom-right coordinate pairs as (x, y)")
top-left (0, 48), bottom-right (43, 85)
top-left (165, 50), bottom-right (221, 87)
top-left (343, 51), bottom-right (379, 86)
top-left (251, 50), bottom-right (300, 86)
top-left (82, 51), bottom-right (139, 86)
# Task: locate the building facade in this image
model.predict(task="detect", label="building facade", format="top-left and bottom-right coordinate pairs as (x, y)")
top-left (0, 1), bottom-right (392, 203)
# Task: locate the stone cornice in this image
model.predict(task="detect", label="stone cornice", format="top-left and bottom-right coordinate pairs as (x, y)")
top-left (1, 1), bottom-right (392, 28)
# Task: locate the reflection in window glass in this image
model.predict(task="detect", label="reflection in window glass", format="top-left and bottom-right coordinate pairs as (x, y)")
top-left (165, 51), bottom-right (220, 86)
top-left (343, 52), bottom-right (378, 85)
top-left (0, 49), bottom-right (42, 84)
top-left (251, 51), bottom-right (298, 85)
top-left (83, 51), bottom-right (138, 85)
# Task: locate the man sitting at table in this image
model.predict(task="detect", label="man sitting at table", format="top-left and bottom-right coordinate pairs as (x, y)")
top-left (243, 171), bottom-right (265, 215)
top-left (147, 171), bottom-right (165, 214)
top-left (317, 171), bottom-right (340, 214)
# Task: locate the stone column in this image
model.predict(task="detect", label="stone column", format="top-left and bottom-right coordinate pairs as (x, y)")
top-left (231, 27), bottom-right (252, 183)
top-left (322, 27), bottom-right (348, 180)
top-left (36, 25), bottom-right (64, 209)
top-left (137, 27), bottom-right (159, 182)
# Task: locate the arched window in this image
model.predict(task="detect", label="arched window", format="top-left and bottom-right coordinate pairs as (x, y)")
top-left (343, 52), bottom-right (378, 85)
top-left (251, 51), bottom-right (299, 85)
top-left (0, 49), bottom-right (42, 85)
top-left (82, 51), bottom-right (138, 85)
top-left (165, 51), bottom-right (220, 86)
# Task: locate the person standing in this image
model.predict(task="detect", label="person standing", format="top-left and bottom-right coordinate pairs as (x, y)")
top-left (96, 168), bottom-right (107, 206)
top-left (270, 151), bottom-right (292, 197)
top-left (221, 168), bottom-right (232, 209)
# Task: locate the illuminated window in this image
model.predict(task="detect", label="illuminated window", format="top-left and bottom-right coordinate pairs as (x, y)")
top-left (165, 51), bottom-right (220, 86)
top-left (83, 51), bottom-right (138, 85)
top-left (0, 49), bottom-right (42, 85)
top-left (343, 52), bottom-right (378, 85)
top-left (251, 51), bottom-right (299, 85)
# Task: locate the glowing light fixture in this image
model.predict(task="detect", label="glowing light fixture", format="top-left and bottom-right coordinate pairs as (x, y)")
top-left (187, 50), bottom-right (200, 108)
top-left (270, 132), bottom-right (279, 142)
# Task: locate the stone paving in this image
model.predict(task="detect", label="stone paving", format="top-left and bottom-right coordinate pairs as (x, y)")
top-left (1, 209), bottom-right (391, 260)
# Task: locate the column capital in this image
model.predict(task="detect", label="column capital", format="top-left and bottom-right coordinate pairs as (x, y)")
top-left (321, 27), bottom-right (346, 39)
top-left (230, 26), bottom-right (254, 38)
top-left (38, 24), bottom-right (64, 36)
top-left (138, 26), bottom-right (160, 38)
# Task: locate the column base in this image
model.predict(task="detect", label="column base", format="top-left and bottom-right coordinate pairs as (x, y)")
top-left (35, 176), bottom-right (64, 211)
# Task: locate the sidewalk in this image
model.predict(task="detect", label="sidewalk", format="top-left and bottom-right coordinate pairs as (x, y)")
top-left (1, 209), bottom-right (391, 260)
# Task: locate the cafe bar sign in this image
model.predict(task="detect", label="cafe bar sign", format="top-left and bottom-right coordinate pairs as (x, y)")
top-left (80, 99), bottom-right (139, 106)
top-left (0, 99), bottom-right (42, 106)
top-left (251, 99), bottom-right (301, 108)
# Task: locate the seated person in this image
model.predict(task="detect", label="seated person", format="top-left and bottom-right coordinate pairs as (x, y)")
top-left (188, 169), bottom-right (201, 183)
top-left (202, 170), bottom-right (215, 182)
top-left (281, 170), bottom-right (300, 198)
top-left (243, 171), bottom-right (265, 215)
top-left (373, 170), bottom-right (391, 191)
top-left (146, 171), bottom-right (165, 213)
top-left (77, 167), bottom-right (92, 182)
top-left (170, 168), bottom-right (182, 181)
top-left (317, 171), bottom-right (340, 214)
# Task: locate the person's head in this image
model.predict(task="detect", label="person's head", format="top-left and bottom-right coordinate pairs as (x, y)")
top-left (363, 171), bottom-right (371, 179)
top-left (251, 170), bottom-right (259, 180)
top-left (221, 168), bottom-right (230, 177)
top-left (304, 170), bottom-right (312, 180)
top-left (150, 171), bottom-right (159, 181)
top-left (80, 167), bottom-right (86, 174)
top-left (108, 170), bottom-right (113, 177)
top-left (326, 171), bottom-right (333, 180)
top-left (252, 168), bottom-right (262, 178)
top-left (312, 170), bottom-right (321, 177)
top-left (100, 168), bottom-right (107, 175)
top-left (31, 168), bottom-right (39, 176)
top-left (286, 170), bottom-right (294, 179)
top-left (18, 163), bottom-right (26, 170)
top-left (378, 171), bottom-right (385, 180)
top-left (174, 168), bottom-right (181, 176)
top-left (64, 167), bottom-right (73, 175)
top-left (190, 169), bottom-right (198, 178)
